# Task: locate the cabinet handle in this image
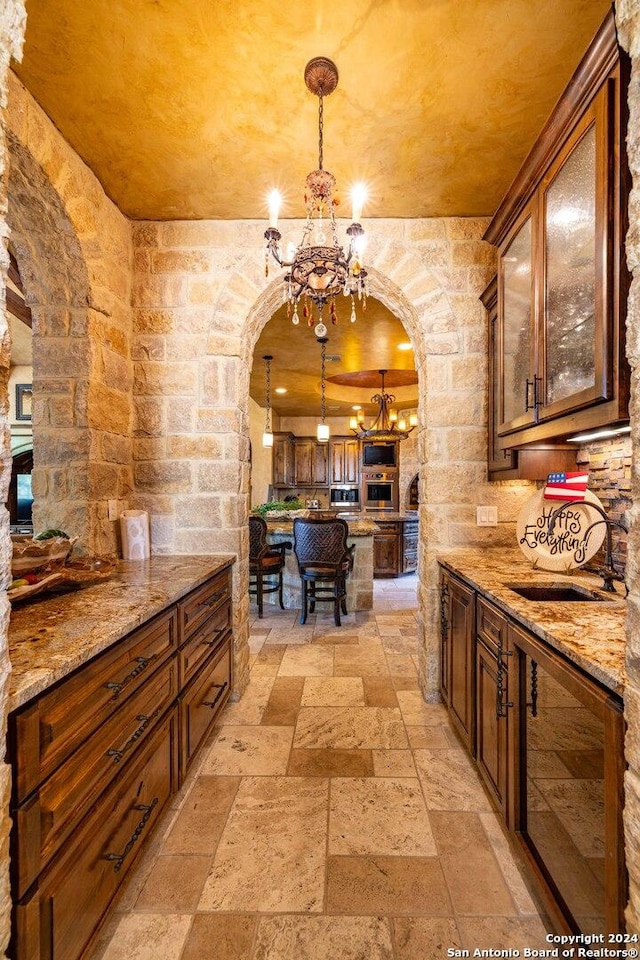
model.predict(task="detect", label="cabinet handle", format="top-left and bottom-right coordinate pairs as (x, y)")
top-left (199, 590), bottom-right (226, 612)
top-left (440, 580), bottom-right (449, 643)
top-left (203, 681), bottom-right (228, 709)
top-left (105, 796), bottom-right (158, 873)
top-left (496, 635), bottom-right (513, 719)
top-left (534, 375), bottom-right (543, 408)
top-left (525, 379), bottom-right (534, 412)
top-left (201, 629), bottom-right (225, 648)
top-left (527, 659), bottom-right (538, 717)
top-left (105, 655), bottom-right (158, 699)
top-left (106, 709), bottom-right (162, 764)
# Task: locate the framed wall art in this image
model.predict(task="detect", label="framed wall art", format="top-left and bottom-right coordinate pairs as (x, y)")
top-left (15, 383), bottom-right (32, 422)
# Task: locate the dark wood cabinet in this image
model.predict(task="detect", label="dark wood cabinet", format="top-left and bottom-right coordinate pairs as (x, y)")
top-left (373, 522), bottom-right (400, 578)
top-left (440, 570), bottom-right (475, 753)
top-left (294, 439), bottom-right (328, 487)
top-left (9, 564), bottom-right (233, 960)
top-left (402, 517), bottom-right (418, 574)
top-left (484, 11), bottom-right (629, 447)
top-left (438, 561), bottom-right (627, 936)
top-left (475, 598), bottom-right (509, 818)
top-left (330, 438), bottom-right (359, 485)
top-left (508, 619), bottom-right (626, 935)
top-left (273, 432), bottom-right (294, 487)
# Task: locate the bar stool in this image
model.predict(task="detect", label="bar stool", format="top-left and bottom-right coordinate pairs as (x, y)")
top-left (293, 517), bottom-right (355, 627)
top-left (248, 515), bottom-right (291, 618)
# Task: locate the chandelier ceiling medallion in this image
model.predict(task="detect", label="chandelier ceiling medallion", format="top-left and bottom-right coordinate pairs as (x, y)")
top-left (350, 370), bottom-right (417, 442)
top-left (264, 57), bottom-right (368, 339)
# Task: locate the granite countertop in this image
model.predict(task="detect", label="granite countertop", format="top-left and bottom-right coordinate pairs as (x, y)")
top-left (437, 548), bottom-right (626, 695)
top-left (266, 517), bottom-right (381, 537)
top-left (8, 555), bottom-right (235, 712)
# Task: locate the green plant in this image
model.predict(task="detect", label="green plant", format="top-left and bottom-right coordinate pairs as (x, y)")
top-left (252, 499), bottom-right (305, 516)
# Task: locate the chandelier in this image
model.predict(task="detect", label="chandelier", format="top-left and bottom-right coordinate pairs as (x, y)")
top-left (264, 57), bottom-right (368, 339)
top-left (350, 370), bottom-right (418, 441)
top-left (261, 355), bottom-right (274, 448)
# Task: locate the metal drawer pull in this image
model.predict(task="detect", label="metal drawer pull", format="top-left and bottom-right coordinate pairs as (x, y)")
top-left (201, 629), bottom-right (225, 648)
top-left (496, 635), bottom-right (513, 719)
top-left (105, 796), bottom-right (158, 873)
top-left (199, 590), bottom-right (226, 612)
top-left (203, 681), bottom-right (228, 709)
top-left (105, 654), bottom-right (158, 699)
top-left (527, 659), bottom-right (538, 717)
top-left (107, 709), bottom-right (162, 763)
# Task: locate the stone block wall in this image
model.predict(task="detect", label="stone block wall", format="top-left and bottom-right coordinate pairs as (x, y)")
top-left (130, 216), bottom-right (537, 699)
top-left (577, 435), bottom-right (632, 569)
top-left (0, 3), bottom-right (26, 954)
top-left (5, 76), bottom-right (134, 554)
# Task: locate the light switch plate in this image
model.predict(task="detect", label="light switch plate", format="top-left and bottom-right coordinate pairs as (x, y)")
top-left (476, 505), bottom-right (498, 526)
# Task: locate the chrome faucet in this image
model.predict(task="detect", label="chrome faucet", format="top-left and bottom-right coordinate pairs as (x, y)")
top-left (547, 500), bottom-right (628, 594)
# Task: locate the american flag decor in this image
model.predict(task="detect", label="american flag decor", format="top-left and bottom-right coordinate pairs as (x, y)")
top-left (543, 471), bottom-right (589, 502)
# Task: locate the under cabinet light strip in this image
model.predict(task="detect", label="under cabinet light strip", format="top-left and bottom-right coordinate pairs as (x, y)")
top-left (567, 425), bottom-right (631, 443)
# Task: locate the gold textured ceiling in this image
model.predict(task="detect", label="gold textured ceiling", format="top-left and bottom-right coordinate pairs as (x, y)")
top-left (13, 0), bottom-right (610, 221)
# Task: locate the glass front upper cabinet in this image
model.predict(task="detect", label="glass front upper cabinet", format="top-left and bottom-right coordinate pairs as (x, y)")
top-left (495, 70), bottom-right (623, 440)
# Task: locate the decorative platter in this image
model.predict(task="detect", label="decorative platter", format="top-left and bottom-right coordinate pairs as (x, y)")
top-left (8, 556), bottom-right (118, 603)
top-left (516, 489), bottom-right (607, 572)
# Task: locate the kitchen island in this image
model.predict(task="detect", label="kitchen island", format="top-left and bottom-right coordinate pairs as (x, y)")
top-left (264, 514), bottom-right (380, 613)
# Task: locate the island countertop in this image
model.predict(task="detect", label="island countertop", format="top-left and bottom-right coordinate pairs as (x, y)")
top-left (8, 554), bottom-right (235, 712)
top-left (437, 548), bottom-right (626, 695)
top-left (265, 517), bottom-right (381, 537)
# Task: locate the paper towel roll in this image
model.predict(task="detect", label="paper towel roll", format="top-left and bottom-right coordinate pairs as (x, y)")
top-left (120, 510), bottom-right (150, 560)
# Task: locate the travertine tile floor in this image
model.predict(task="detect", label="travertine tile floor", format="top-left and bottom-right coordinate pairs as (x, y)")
top-left (90, 575), bottom-right (551, 960)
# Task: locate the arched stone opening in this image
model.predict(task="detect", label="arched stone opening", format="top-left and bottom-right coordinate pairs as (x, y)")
top-left (6, 131), bottom-right (93, 543)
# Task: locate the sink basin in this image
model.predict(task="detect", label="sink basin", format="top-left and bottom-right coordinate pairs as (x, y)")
top-left (507, 583), bottom-right (613, 602)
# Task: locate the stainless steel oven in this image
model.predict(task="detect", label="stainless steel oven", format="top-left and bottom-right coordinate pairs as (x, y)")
top-left (363, 472), bottom-right (397, 510)
top-left (330, 485), bottom-right (360, 510)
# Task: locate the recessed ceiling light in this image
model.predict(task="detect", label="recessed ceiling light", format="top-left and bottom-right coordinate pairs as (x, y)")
top-left (352, 405), bottom-right (361, 410)
top-left (398, 342), bottom-right (413, 351)
top-left (275, 387), bottom-right (287, 394)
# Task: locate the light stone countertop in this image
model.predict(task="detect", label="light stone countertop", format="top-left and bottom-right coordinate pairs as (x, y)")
top-left (8, 555), bottom-right (235, 712)
top-left (438, 548), bottom-right (627, 695)
top-left (266, 518), bottom-right (381, 537)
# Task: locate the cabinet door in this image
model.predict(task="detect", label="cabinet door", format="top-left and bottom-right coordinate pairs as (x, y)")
top-left (344, 440), bottom-right (360, 484)
top-left (294, 441), bottom-right (314, 486)
top-left (313, 443), bottom-right (329, 485)
top-left (539, 91), bottom-right (611, 420)
top-left (476, 598), bottom-right (510, 818)
top-left (447, 575), bottom-right (475, 753)
top-left (498, 207), bottom-right (537, 435)
top-left (483, 278), bottom-right (518, 477)
top-left (373, 528), bottom-right (399, 578)
top-left (402, 520), bottom-right (418, 574)
top-left (508, 621), bottom-right (626, 935)
top-left (273, 435), bottom-right (293, 486)
top-left (330, 440), bottom-right (345, 484)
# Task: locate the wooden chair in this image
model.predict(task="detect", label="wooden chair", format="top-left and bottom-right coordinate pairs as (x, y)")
top-left (293, 517), bottom-right (355, 627)
top-left (248, 516), bottom-right (291, 618)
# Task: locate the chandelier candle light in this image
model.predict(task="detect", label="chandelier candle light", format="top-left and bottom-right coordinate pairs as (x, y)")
top-left (350, 370), bottom-right (418, 441)
top-left (264, 57), bottom-right (368, 339)
top-left (262, 355), bottom-right (274, 448)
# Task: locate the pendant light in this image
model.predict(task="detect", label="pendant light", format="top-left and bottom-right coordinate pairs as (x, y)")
top-left (262, 354), bottom-right (274, 448)
top-left (317, 338), bottom-right (330, 442)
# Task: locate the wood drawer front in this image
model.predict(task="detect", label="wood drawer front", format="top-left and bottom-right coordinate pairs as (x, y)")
top-left (13, 658), bottom-right (178, 900)
top-left (476, 597), bottom-right (507, 657)
top-left (180, 638), bottom-right (231, 781)
top-left (179, 601), bottom-right (231, 688)
top-left (179, 568), bottom-right (231, 643)
top-left (12, 607), bottom-right (177, 804)
top-left (13, 708), bottom-right (178, 960)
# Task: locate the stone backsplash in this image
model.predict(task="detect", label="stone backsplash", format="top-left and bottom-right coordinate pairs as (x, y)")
top-left (576, 434), bottom-right (632, 572)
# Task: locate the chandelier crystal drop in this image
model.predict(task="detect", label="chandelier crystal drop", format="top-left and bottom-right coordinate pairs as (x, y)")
top-left (349, 370), bottom-right (418, 442)
top-left (264, 57), bottom-right (368, 334)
